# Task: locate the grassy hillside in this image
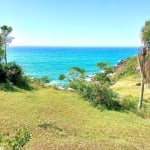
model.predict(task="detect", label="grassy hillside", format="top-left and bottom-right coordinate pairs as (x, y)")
top-left (113, 56), bottom-right (138, 80)
top-left (0, 85), bottom-right (150, 150)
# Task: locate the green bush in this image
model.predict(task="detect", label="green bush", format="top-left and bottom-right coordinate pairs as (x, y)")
top-left (67, 80), bottom-right (83, 90)
top-left (58, 74), bottom-right (66, 80)
top-left (90, 84), bottom-right (121, 110)
top-left (0, 62), bottom-right (31, 90)
top-left (15, 76), bottom-right (31, 90)
top-left (94, 72), bottom-right (111, 84)
top-left (121, 95), bottom-right (136, 111)
top-left (0, 80), bottom-right (15, 91)
top-left (0, 134), bottom-right (2, 143)
top-left (8, 127), bottom-right (31, 150)
top-left (6, 62), bottom-right (23, 84)
top-left (0, 63), bottom-right (7, 82)
top-left (68, 80), bottom-right (121, 110)
top-left (40, 76), bottom-right (51, 83)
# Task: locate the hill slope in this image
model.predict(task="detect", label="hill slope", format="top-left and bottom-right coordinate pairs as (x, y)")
top-left (0, 87), bottom-right (150, 150)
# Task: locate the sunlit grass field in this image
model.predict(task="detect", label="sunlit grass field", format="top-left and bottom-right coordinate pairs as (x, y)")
top-left (0, 78), bottom-right (150, 149)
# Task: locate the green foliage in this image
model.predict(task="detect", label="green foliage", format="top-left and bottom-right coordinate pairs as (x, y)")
top-left (0, 134), bottom-right (2, 143)
top-left (96, 62), bottom-right (109, 70)
top-left (114, 56), bottom-right (138, 80)
top-left (68, 80), bottom-right (138, 111)
top-left (0, 48), bottom-right (4, 56)
top-left (121, 95), bottom-right (137, 111)
top-left (68, 66), bottom-right (85, 81)
top-left (0, 62), bottom-right (31, 90)
top-left (69, 66), bottom-right (85, 74)
top-left (38, 121), bottom-right (63, 131)
top-left (0, 25), bottom-right (13, 64)
top-left (0, 80), bottom-right (15, 91)
top-left (95, 61), bottom-right (114, 84)
top-left (1, 25), bottom-right (12, 32)
top-left (6, 62), bottom-right (23, 84)
top-left (0, 62), bottom-right (23, 83)
top-left (8, 127), bottom-right (31, 150)
top-left (94, 72), bottom-right (111, 84)
top-left (67, 80), bottom-right (83, 90)
top-left (59, 66), bottom-right (86, 83)
top-left (39, 76), bottom-right (51, 83)
top-left (58, 74), bottom-right (66, 80)
top-left (0, 63), bottom-right (7, 82)
top-left (141, 20), bottom-right (150, 42)
top-left (68, 80), bottom-right (121, 110)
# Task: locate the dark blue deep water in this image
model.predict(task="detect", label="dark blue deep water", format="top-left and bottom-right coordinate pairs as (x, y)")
top-left (7, 46), bottom-right (138, 83)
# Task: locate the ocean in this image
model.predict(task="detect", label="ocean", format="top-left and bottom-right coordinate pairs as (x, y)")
top-left (7, 46), bottom-right (138, 83)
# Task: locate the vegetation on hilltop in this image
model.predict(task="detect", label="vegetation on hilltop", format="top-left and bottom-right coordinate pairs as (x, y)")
top-left (113, 56), bottom-right (138, 80)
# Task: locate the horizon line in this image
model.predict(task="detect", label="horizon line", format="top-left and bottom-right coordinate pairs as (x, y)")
top-left (10, 45), bottom-right (140, 48)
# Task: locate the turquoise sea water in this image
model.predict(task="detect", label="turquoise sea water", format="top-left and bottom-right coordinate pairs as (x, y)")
top-left (7, 46), bottom-right (138, 83)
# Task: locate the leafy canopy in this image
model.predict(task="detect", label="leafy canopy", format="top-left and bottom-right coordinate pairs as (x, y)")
top-left (141, 20), bottom-right (150, 43)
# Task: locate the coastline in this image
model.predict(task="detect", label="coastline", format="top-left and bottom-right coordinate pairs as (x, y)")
top-left (7, 46), bottom-right (138, 82)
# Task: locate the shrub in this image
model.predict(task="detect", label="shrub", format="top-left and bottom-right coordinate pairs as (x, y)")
top-left (0, 134), bottom-right (2, 143)
top-left (58, 74), bottom-right (66, 80)
top-left (90, 84), bottom-right (121, 110)
top-left (8, 127), bottom-right (31, 150)
top-left (121, 95), bottom-right (136, 111)
top-left (36, 76), bottom-right (51, 85)
top-left (0, 80), bottom-right (15, 91)
top-left (94, 72), bottom-right (111, 84)
top-left (95, 61), bottom-right (114, 84)
top-left (69, 80), bottom-right (121, 110)
top-left (67, 80), bottom-right (84, 90)
top-left (0, 62), bottom-right (31, 89)
top-left (0, 63), bottom-right (7, 82)
top-left (15, 76), bottom-right (31, 90)
top-left (6, 62), bottom-right (23, 83)
top-left (40, 76), bottom-right (51, 83)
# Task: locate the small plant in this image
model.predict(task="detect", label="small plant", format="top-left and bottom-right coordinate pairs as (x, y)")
top-left (58, 74), bottom-right (66, 80)
top-left (121, 95), bottom-right (136, 111)
top-left (36, 76), bottom-right (51, 85)
top-left (38, 121), bottom-right (63, 131)
top-left (8, 127), bottom-right (31, 150)
top-left (0, 134), bottom-right (2, 143)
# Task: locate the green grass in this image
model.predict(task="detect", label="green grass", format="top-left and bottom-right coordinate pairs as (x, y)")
top-left (113, 56), bottom-right (138, 80)
top-left (0, 83), bottom-right (150, 150)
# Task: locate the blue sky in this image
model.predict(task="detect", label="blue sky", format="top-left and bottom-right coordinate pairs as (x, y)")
top-left (0, 0), bottom-right (150, 46)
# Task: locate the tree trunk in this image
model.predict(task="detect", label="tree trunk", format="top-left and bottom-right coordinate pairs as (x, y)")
top-left (138, 76), bottom-right (144, 108)
top-left (4, 43), bottom-right (7, 64)
top-left (137, 53), bottom-right (145, 109)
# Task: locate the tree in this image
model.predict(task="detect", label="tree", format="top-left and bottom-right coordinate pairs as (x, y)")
top-left (68, 66), bottom-right (85, 81)
top-left (58, 66), bottom-right (86, 81)
top-left (0, 34), bottom-right (4, 62)
top-left (95, 61), bottom-right (114, 84)
top-left (0, 25), bottom-right (14, 64)
top-left (96, 61), bottom-right (113, 74)
top-left (138, 20), bottom-right (150, 108)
